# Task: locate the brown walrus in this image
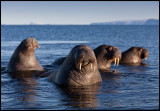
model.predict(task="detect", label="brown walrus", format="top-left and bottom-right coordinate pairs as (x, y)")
top-left (119, 47), bottom-right (149, 65)
top-left (6, 37), bottom-right (44, 72)
top-left (93, 44), bottom-right (122, 73)
top-left (48, 45), bottom-right (102, 86)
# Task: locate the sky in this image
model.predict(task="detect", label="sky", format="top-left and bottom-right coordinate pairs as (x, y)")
top-left (1, 1), bottom-right (159, 25)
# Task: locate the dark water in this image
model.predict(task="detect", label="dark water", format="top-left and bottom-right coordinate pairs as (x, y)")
top-left (1, 25), bottom-right (159, 110)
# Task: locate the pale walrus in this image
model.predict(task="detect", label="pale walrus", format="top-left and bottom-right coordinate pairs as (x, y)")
top-left (119, 47), bottom-right (149, 65)
top-left (6, 37), bottom-right (44, 72)
top-left (48, 45), bottom-right (102, 86)
top-left (93, 44), bottom-right (122, 73)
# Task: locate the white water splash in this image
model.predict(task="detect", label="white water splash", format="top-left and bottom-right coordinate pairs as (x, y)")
top-left (1, 41), bottom-right (90, 46)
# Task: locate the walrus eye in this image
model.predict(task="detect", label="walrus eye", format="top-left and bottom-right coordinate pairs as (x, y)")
top-left (138, 48), bottom-right (143, 52)
top-left (138, 48), bottom-right (143, 57)
top-left (26, 45), bottom-right (32, 49)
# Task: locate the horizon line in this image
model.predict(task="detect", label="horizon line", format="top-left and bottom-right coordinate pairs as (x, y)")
top-left (1, 18), bottom-right (159, 25)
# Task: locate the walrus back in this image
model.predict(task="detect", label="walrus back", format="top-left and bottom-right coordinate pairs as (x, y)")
top-left (6, 46), bottom-right (21, 72)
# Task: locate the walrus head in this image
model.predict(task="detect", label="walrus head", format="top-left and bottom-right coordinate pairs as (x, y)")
top-left (138, 47), bottom-right (149, 60)
top-left (73, 45), bottom-right (96, 72)
top-left (54, 45), bottom-right (102, 86)
top-left (120, 47), bottom-right (149, 64)
top-left (94, 44), bottom-right (122, 71)
top-left (19, 37), bottom-right (40, 55)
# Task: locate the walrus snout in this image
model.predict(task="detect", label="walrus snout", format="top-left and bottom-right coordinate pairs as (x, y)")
top-left (74, 47), bottom-right (95, 71)
top-left (106, 47), bottom-right (122, 66)
top-left (75, 59), bottom-right (95, 71)
top-left (32, 38), bottom-right (40, 48)
top-left (22, 37), bottom-right (40, 49)
top-left (142, 49), bottom-right (149, 60)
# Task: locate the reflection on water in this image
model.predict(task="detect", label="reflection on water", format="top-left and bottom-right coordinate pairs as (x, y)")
top-left (118, 63), bottom-right (149, 74)
top-left (58, 83), bottom-right (101, 109)
top-left (16, 78), bottom-right (38, 106)
top-left (8, 71), bottom-right (39, 107)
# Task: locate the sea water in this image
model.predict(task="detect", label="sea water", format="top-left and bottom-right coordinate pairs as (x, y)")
top-left (1, 25), bottom-right (159, 110)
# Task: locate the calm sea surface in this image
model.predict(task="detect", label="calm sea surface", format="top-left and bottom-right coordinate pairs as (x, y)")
top-left (1, 25), bottom-right (159, 110)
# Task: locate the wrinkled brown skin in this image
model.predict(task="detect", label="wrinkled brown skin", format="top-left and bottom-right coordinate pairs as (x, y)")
top-left (93, 44), bottom-right (122, 73)
top-left (120, 47), bottom-right (149, 65)
top-left (6, 37), bottom-right (44, 72)
top-left (48, 45), bottom-right (102, 86)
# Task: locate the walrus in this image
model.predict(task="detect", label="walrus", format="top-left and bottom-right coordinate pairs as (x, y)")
top-left (48, 45), bottom-right (102, 86)
top-left (6, 37), bottom-right (44, 72)
top-left (119, 47), bottom-right (149, 65)
top-left (93, 44), bottom-right (122, 73)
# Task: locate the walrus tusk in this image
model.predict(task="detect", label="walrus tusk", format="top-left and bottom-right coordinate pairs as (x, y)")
top-left (117, 58), bottom-right (119, 66)
top-left (36, 44), bottom-right (40, 48)
top-left (114, 58), bottom-right (116, 66)
top-left (79, 63), bottom-right (82, 71)
top-left (91, 63), bottom-right (92, 69)
top-left (145, 57), bottom-right (147, 60)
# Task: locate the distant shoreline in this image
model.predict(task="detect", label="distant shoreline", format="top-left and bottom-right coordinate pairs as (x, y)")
top-left (1, 24), bottom-right (159, 26)
top-left (90, 19), bottom-right (159, 25)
